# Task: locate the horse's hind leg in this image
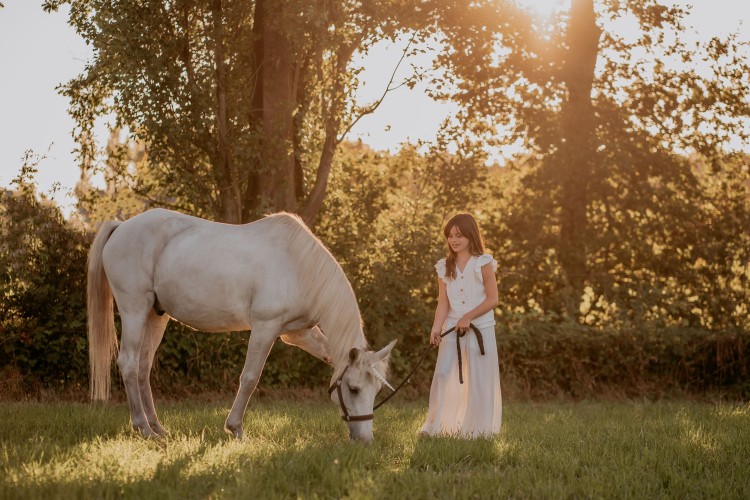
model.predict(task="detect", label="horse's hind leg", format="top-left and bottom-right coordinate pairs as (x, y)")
top-left (225, 322), bottom-right (279, 439)
top-left (138, 310), bottom-right (169, 436)
top-left (118, 304), bottom-right (159, 439)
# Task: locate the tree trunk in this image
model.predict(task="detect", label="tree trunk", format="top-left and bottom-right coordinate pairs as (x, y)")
top-left (558, 0), bottom-right (600, 289)
top-left (300, 42), bottom-right (357, 227)
top-left (301, 123), bottom-right (337, 226)
top-left (244, 2), bottom-right (358, 225)
top-left (258, 2), bottom-right (297, 213)
top-left (241, 0), bottom-right (264, 222)
top-left (212, 0), bottom-right (242, 223)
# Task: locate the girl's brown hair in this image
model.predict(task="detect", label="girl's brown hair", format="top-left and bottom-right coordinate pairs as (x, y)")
top-left (443, 213), bottom-right (485, 280)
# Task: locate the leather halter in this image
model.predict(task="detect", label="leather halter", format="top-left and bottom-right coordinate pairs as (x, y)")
top-left (328, 365), bottom-right (375, 422)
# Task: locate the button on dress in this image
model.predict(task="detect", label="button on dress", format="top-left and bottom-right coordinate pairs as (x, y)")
top-left (420, 254), bottom-right (503, 437)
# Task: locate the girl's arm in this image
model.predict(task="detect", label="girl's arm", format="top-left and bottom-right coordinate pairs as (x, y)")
top-left (430, 278), bottom-right (450, 346)
top-left (455, 263), bottom-right (498, 332)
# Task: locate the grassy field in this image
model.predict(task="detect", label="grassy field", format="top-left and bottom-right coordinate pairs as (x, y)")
top-left (1, 398), bottom-right (748, 499)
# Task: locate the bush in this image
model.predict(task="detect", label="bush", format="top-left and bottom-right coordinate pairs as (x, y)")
top-left (0, 167), bottom-right (89, 393)
top-left (148, 325), bottom-right (330, 396)
top-left (497, 316), bottom-right (750, 399)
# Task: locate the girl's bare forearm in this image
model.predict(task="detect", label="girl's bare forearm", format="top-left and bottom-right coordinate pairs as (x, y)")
top-left (462, 297), bottom-right (498, 322)
top-left (432, 301), bottom-right (449, 331)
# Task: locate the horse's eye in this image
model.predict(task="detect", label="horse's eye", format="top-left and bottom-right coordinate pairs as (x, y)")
top-left (348, 385), bottom-right (360, 395)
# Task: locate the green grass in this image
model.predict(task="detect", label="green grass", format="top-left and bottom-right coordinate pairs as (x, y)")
top-left (1, 399), bottom-right (748, 499)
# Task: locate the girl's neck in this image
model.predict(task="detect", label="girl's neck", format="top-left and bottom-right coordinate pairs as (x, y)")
top-left (454, 251), bottom-right (472, 274)
top-left (454, 249), bottom-right (472, 262)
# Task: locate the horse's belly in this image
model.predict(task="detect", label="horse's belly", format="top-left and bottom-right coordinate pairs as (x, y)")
top-left (172, 312), bottom-right (251, 333)
top-left (155, 283), bottom-right (253, 332)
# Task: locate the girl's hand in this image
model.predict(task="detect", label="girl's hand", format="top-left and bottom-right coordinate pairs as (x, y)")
top-left (430, 328), bottom-right (442, 346)
top-left (456, 315), bottom-right (472, 333)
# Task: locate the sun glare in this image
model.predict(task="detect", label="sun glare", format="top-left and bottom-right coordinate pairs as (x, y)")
top-left (515, 0), bottom-right (569, 16)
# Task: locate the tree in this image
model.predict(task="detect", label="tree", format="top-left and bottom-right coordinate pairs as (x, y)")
top-left (428, 0), bottom-right (750, 312)
top-left (44, 0), bottom-right (421, 224)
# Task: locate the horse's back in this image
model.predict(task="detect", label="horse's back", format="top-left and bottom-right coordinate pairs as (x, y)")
top-left (121, 208), bottom-right (214, 238)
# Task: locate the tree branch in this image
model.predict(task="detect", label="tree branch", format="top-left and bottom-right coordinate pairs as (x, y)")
top-left (337, 33), bottom-right (418, 143)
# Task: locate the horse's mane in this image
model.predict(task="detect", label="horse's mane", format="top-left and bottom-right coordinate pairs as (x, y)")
top-left (265, 213), bottom-right (367, 378)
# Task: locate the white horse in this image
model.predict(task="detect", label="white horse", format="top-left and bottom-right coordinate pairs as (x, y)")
top-left (87, 208), bottom-right (396, 442)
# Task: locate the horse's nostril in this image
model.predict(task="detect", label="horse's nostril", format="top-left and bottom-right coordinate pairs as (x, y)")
top-left (348, 430), bottom-right (373, 443)
top-left (358, 434), bottom-right (373, 444)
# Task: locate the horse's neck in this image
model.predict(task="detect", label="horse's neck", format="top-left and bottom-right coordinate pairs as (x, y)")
top-left (282, 218), bottom-right (367, 376)
top-left (319, 294), bottom-right (366, 378)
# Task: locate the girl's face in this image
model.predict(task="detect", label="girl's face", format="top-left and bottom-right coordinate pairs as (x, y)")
top-left (447, 226), bottom-right (470, 255)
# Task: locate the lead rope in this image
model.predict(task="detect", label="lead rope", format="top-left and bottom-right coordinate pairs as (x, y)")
top-left (374, 323), bottom-right (484, 410)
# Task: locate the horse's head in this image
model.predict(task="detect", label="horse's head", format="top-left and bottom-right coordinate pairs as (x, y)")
top-left (329, 340), bottom-right (396, 442)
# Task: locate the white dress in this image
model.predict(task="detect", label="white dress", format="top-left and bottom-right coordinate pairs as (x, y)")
top-left (420, 254), bottom-right (503, 438)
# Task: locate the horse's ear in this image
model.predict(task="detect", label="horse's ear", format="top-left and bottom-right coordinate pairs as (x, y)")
top-left (375, 340), bottom-right (397, 362)
top-left (349, 347), bottom-right (360, 363)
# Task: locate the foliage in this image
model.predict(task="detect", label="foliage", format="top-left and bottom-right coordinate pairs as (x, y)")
top-left (0, 155), bottom-right (89, 391)
top-left (429, 1), bottom-right (750, 155)
top-left (499, 317), bottom-right (750, 399)
top-left (44, 0), bottom-right (426, 224)
top-left (425, 0), bottom-right (750, 305)
top-left (484, 153), bottom-right (750, 332)
top-left (1, 401), bottom-right (749, 498)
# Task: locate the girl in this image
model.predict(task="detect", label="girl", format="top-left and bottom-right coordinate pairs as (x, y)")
top-left (420, 213), bottom-right (502, 437)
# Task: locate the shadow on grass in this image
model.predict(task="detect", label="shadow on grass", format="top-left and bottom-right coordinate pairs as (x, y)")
top-left (4, 401), bottom-right (749, 498)
top-left (4, 400), bottom-right (343, 498)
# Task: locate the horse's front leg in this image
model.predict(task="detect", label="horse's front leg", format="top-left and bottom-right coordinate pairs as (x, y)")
top-left (280, 325), bottom-right (331, 364)
top-left (224, 324), bottom-right (279, 439)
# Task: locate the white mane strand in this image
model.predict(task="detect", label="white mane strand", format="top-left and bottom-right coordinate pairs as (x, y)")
top-left (266, 213), bottom-right (367, 377)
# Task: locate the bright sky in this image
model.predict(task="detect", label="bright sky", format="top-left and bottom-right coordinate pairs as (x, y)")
top-left (0, 1), bottom-right (748, 214)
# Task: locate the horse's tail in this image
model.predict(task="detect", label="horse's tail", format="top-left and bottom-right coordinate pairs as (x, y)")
top-left (87, 220), bottom-right (121, 402)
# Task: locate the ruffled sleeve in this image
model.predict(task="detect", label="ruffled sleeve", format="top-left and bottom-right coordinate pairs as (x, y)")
top-left (474, 254), bottom-right (497, 283)
top-left (434, 258), bottom-right (448, 284)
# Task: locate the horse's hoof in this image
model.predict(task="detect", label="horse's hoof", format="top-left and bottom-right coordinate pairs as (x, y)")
top-left (150, 423), bottom-right (170, 437)
top-left (132, 425), bottom-right (160, 440)
top-left (224, 424), bottom-right (243, 440)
